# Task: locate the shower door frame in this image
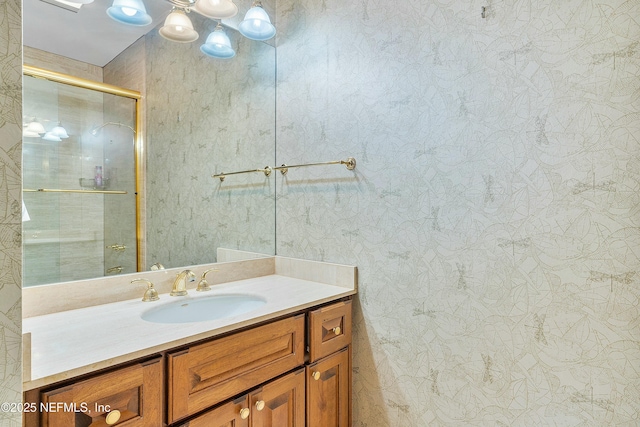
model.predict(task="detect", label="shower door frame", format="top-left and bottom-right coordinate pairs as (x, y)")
top-left (22, 65), bottom-right (144, 273)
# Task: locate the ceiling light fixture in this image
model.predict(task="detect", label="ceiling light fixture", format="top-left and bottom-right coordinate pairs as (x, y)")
top-left (160, 8), bottom-right (199, 43)
top-left (238, 0), bottom-right (275, 41)
top-left (200, 23), bottom-right (235, 58)
top-left (193, 0), bottom-right (238, 19)
top-left (103, 0), bottom-right (274, 58)
top-left (107, 0), bottom-right (153, 26)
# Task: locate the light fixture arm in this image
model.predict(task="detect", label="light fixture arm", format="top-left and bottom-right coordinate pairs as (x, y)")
top-left (166, 0), bottom-right (196, 9)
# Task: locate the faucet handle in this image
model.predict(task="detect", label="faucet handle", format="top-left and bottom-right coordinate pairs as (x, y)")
top-left (196, 268), bottom-right (219, 292)
top-left (132, 278), bottom-right (159, 302)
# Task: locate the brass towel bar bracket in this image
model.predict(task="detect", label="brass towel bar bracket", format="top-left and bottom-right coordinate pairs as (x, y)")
top-left (212, 157), bottom-right (356, 182)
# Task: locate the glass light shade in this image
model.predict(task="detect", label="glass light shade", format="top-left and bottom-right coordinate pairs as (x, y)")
top-left (193, 0), bottom-right (238, 19)
top-left (200, 26), bottom-right (235, 58)
top-left (22, 130), bottom-right (41, 138)
top-left (238, 5), bottom-right (275, 41)
top-left (51, 123), bottom-right (69, 138)
top-left (42, 132), bottom-right (62, 142)
top-left (26, 120), bottom-right (45, 134)
top-left (107, 0), bottom-right (152, 26)
top-left (159, 10), bottom-right (199, 43)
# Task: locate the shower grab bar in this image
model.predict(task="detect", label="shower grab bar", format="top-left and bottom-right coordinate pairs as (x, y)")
top-left (23, 188), bottom-right (128, 194)
top-left (212, 157), bottom-right (356, 182)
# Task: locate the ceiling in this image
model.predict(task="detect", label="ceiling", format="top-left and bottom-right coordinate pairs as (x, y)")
top-left (23, 0), bottom-right (173, 67)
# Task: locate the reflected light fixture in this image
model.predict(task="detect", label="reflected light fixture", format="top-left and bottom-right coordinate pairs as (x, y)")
top-left (25, 118), bottom-right (45, 136)
top-left (23, 130), bottom-right (41, 138)
top-left (238, 0), bottom-right (275, 41)
top-left (193, 0), bottom-right (238, 19)
top-left (200, 23), bottom-right (236, 58)
top-left (42, 132), bottom-right (62, 142)
top-left (160, 8), bottom-right (199, 43)
top-left (102, 0), bottom-right (276, 59)
top-left (51, 122), bottom-right (69, 139)
top-left (107, 0), bottom-right (152, 26)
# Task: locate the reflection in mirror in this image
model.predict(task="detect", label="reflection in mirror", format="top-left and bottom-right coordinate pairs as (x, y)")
top-left (22, 1), bottom-right (277, 285)
top-left (22, 71), bottom-right (140, 286)
top-left (144, 13), bottom-right (276, 269)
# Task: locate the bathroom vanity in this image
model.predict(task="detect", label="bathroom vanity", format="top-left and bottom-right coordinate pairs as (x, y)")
top-left (22, 256), bottom-right (356, 427)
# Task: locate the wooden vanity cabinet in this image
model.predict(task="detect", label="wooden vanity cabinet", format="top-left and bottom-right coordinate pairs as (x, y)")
top-left (24, 298), bottom-right (352, 427)
top-left (36, 357), bottom-right (162, 427)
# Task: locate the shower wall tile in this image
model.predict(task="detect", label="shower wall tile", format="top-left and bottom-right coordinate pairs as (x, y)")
top-left (23, 46), bottom-right (103, 82)
top-left (275, 0), bottom-right (640, 425)
top-left (0, 0), bottom-right (22, 425)
top-left (22, 66), bottom-right (107, 286)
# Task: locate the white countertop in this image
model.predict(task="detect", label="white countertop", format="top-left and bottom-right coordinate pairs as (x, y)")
top-left (23, 273), bottom-right (355, 391)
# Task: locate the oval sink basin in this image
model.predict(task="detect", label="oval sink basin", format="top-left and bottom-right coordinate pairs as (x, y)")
top-left (141, 294), bottom-right (266, 324)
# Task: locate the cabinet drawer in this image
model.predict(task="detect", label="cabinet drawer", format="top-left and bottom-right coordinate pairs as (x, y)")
top-left (308, 300), bottom-right (352, 363)
top-left (167, 315), bottom-right (305, 423)
top-left (40, 357), bottom-right (162, 427)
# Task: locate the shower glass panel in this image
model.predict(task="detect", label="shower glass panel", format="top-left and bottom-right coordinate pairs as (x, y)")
top-left (22, 72), bottom-right (138, 286)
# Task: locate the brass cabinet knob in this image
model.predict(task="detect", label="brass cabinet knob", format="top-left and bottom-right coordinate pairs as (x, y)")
top-left (240, 408), bottom-right (250, 419)
top-left (255, 400), bottom-right (265, 411)
top-left (105, 409), bottom-right (121, 425)
top-left (312, 371), bottom-right (321, 381)
top-left (332, 326), bottom-right (341, 335)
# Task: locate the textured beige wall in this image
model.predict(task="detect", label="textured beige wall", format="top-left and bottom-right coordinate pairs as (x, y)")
top-left (275, 0), bottom-right (640, 425)
top-left (0, 0), bottom-right (23, 425)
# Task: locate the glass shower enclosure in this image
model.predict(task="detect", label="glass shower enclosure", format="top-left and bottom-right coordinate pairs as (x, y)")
top-left (22, 67), bottom-right (141, 286)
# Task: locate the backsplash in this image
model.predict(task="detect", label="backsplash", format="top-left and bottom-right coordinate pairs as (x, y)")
top-left (0, 0), bottom-right (23, 424)
top-left (275, 0), bottom-right (640, 425)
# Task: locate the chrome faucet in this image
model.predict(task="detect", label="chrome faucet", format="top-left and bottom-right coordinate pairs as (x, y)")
top-left (170, 270), bottom-right (196, 296)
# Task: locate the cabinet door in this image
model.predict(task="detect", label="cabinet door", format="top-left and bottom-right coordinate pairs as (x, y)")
top-left (250, 368), bottom-right (306, 427)
top-left (306, 348), bottom-right (350, 427)
top-left (175, 396), bottom-right (250, 427)
top-left (40, 357), bottom-right (162, 427)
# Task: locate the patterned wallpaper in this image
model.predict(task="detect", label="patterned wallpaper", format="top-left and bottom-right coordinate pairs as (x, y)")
top-left (275, 0), bottom-right (640, 425)
top-left (145, 12), bottom-right (277, 268)
top-left (0, 0), bottom-right (22, 425)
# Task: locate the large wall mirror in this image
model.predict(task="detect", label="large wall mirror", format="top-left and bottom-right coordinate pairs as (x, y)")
top-left (22, 0), bottom-right (277, 286)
